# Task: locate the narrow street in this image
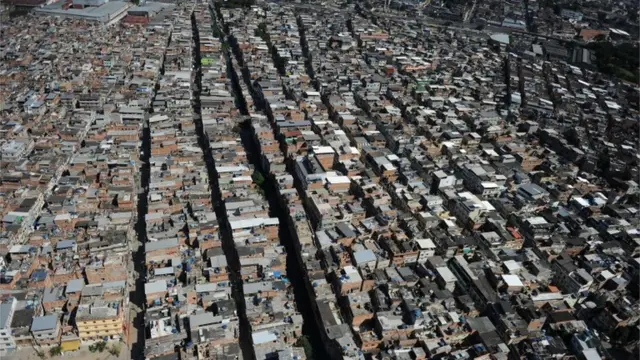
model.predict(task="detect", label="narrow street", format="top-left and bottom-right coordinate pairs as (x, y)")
top-left (129, 24), bottom-right (174, 360)
top-left (237, 125), bottom-right (329, 360)
top-left (216, 4), bottom-right (329, 358)
top-left (129, 108), bottom-right (150, 360)
top-left (190, 9), bottom-right (255, 360)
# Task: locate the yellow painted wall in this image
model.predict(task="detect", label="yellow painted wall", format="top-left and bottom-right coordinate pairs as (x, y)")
top-left (60, 339), bottom-right (80, 352)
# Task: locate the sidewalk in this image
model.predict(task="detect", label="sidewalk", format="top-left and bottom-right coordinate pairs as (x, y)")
top-left (6, 344), bottom-right (129, 360)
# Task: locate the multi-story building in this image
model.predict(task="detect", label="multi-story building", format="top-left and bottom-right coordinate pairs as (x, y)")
top-left (31, 315), bottom-right (60, 346)
top-left (552, 256), bottom-right (594, 295)
top-left (1, 140), bottom-right (34, 162)
top-left (75, 300), bottom-right (124, 342)
top-left (0, 298), bottom-right (17, 355)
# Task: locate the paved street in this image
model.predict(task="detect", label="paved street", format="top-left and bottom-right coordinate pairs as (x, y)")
top-left (6, 345), bottom-right (129, 360)
top-left (128, 113), bottom-right (151, 360)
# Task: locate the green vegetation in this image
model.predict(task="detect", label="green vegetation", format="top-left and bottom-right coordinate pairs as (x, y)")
top-left (211, 24), bottom-right (222, 38)
top-left (295, 335), bottom-right (314, 360)
top-left (35, 349), bottom-right (46, 359)
top-left (586, 41), bottom-right (639, 83)
top-left (252, 171), bottom-right (265, 185)
top-left (89, 341), bottom-right (108, 353)
top-left (254, 23), bottom-right (268, 39)
top-left (49, 346), bottom-right (62, 357)
top-left (210, 10), bottom-right (222, 38)
top-left (108, 343), bottom-right (122, 357)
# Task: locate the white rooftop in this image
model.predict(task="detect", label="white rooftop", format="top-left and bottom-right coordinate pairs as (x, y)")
top-left (502, 274), bottom-right (524, 288)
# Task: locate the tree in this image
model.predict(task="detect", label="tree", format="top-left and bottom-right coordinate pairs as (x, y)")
top-left (212, 25), bottom-right (221, 38)
top-left (108, 343), bottom-right (122, 357)
top-left (587, 41), bottom-right (639, 83)
top-left (295, 336), bottom-right (314, 360)
top-left (35, 349), bottom-right (46, 359)
top-left (252, 171), bottom-right (265, 186)
top-left (255, 23), bottom-right (268, 40)
top-left (91, 341), bottom-right (108, 353)
top-left (49, 346), bottom-right (62, 357)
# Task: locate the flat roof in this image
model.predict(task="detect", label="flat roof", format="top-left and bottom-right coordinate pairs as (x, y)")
top-left (230, 217), bottom-right (279, 230)
top-left (128, 2), bottom-right (175, 13)
top-left (31, 315), bottom-right (57, 332)
top-left (195, 283), bottom-right (218, 293)
top-left (190, 312), bottom-right (220, 328)
top-left (146, 238), bottom-right (179, 253)
top-left (353, 250), bottom-right (376, 266)
top-left (502, 274), bottom-right (524, 287)
top-left (36, 1), bottom-right (130, 20)
top-left (252, 330), bottom-right (278, 345)
top-left (326, 176), bottom-right (350, 184)
top-left (312, 146), bottom-right (335, 154)
top-left (145, 280), bottom-right (168, 294)
top-left (0, 302), bottom-right (14, 329)
top-left (416, 238), bottom-right (435, 249)
top-left (154, 267), bottom-right (174, 276)
top-left (490, 33), bottom-right (510, 45)
top-left (582, 349), bottom-right (601, 360)
top-left (436, 267), bottom-right (457, 283)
